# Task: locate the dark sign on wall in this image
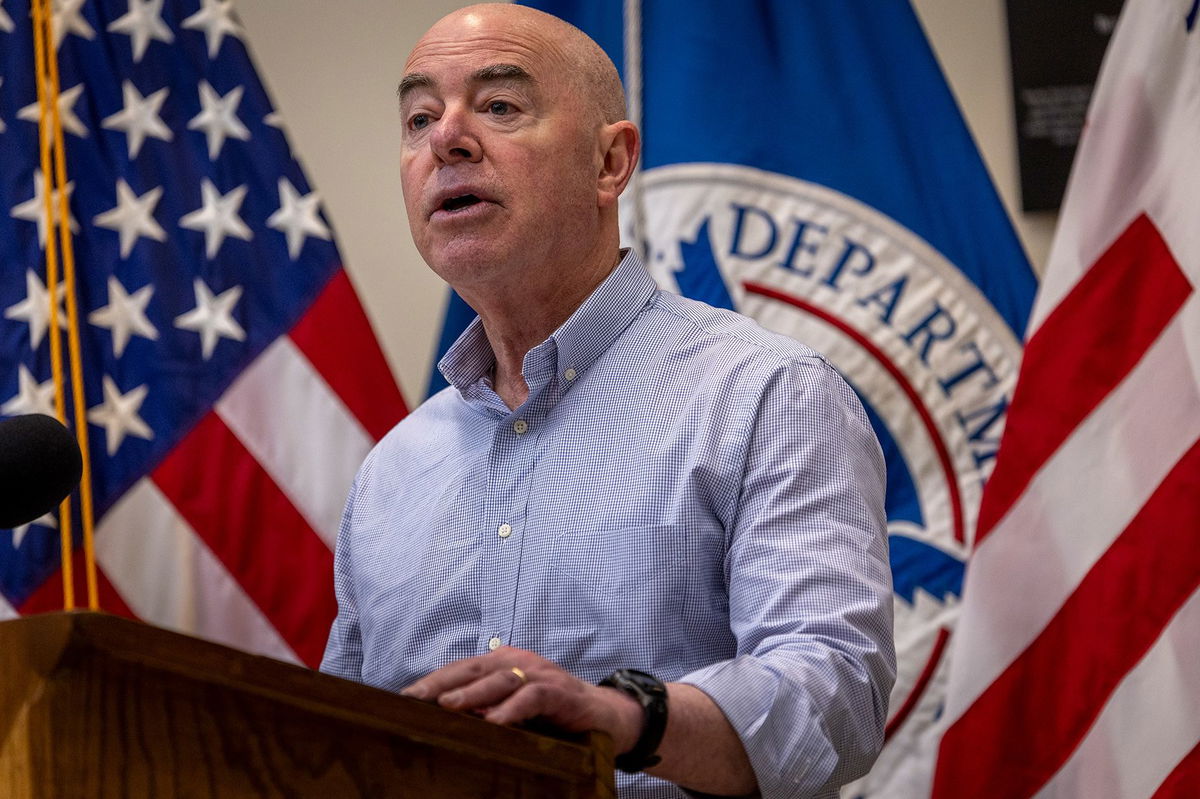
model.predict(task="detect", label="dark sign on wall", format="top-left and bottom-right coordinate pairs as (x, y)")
top-left (1005, 0), bottom-right (1125, 211)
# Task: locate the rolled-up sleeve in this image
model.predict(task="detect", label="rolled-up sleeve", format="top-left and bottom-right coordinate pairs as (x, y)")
top-left (681, 357), bottom-right (895, 798)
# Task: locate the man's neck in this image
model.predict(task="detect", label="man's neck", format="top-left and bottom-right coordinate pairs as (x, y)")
top-left (463, 248), bottom-right (623, 411)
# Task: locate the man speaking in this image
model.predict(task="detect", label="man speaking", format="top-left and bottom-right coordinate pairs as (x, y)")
top-left (320, 5), bottom-right (895, 797)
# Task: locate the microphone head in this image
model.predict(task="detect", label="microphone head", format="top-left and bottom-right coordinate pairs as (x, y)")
top-left (0, 413), bottom-right (84, 529)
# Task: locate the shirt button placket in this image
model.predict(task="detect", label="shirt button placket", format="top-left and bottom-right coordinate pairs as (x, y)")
top-left (482, 413), bottom-right (533, 654)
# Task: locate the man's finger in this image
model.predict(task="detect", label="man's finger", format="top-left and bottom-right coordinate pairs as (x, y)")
top-left (400, 653), bottom-right (493, 700)
top-left (484, 680), bottom-right (553, 726)
top-left (438, 667), bottom-right (529, 711)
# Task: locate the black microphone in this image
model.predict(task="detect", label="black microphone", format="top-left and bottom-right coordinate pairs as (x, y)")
top-left (0, 413), bottom-right (84, 529)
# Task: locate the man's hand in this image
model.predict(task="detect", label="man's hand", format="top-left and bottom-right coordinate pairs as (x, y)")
top-left (404, 648), bottom-right (757, 795)
top-left (400, 647), bottom-right (644, 753)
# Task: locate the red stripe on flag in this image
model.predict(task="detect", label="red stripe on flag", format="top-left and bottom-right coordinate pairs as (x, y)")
top-left (151, 412), bottom-right (336, 667)
top-left (933, 436), bottom-right (1200, 799)
top-left (290, 269), bottom-right (408, 440)
top-left (1151, 740), bottom-right (1200, 799)
top-left (18, 552), bottom-right (136, 619)
top-left (976, 214), bottom-right (1192, 543)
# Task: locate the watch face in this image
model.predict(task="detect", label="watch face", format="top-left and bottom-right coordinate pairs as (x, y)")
top-left (619, 669), bottom-right (667, 698)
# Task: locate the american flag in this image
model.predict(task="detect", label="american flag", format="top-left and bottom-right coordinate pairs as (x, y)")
top-left (933, 1), bottom-right (1200, 795)
top-left (0, 0), bottom-right (406, 668)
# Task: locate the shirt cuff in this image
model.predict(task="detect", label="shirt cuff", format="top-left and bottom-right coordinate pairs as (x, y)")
top-left (679, 655), bottom-right (839, 799)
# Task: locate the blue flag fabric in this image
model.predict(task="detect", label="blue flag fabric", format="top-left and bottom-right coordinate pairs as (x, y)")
top-left (429, 2), bottom-right (1037, 795)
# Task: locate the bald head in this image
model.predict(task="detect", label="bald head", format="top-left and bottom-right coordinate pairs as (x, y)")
top-left (405, 3), bottom-right (627, 125)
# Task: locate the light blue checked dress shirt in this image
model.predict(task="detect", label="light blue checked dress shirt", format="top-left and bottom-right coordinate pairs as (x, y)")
top-left (322, 252), bottom-right (895, 798)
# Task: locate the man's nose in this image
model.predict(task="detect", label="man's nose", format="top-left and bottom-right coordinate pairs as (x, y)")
top-left (430, 107), bottom-right (481, 164)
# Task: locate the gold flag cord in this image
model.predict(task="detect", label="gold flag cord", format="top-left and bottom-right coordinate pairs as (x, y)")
top-left (30, 0), bottom-right (73, 609)
top-left (30, 0), bottom-right (100, 611)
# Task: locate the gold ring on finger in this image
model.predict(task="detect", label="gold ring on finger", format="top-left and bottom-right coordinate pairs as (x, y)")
top-left (510, 666), bottom-right (528, 686)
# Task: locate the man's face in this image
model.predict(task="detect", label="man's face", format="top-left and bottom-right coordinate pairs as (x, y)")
top-left (399, 13), bottom-right (601, 289)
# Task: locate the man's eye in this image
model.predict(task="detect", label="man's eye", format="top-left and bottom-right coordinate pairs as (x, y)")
top-left (410, 114), bottom-right (431, 130)
top-left (488, 101), bottom-right (511, 115)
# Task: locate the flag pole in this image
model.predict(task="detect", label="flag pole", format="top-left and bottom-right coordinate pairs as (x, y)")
top-left (622, 0), bottom-right (646, 259)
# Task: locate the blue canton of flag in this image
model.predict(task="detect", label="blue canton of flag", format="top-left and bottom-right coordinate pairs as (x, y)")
top-left (429, 2), bottom-right (1039, 796)
top-left (0, 0), bottom-right (405, 666)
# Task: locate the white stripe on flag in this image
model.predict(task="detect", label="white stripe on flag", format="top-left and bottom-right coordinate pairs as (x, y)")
top-left (0, 594), bottom-right (16, 621)
top-left (1032, 585), bottom-right (1200, 799)
top-left (215, 335), bottom-right (373, 549)
top-left (95, 478), bottom-right (300, 664)
top-left (945, 314), bottom-right (1200, 723)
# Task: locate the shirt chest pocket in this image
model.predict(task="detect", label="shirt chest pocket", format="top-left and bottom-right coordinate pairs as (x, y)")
top-left (545, 523), bottom-right (686, 597)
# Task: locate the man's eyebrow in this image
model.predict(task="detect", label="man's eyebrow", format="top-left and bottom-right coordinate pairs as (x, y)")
top-left (397, 73), bottom-right (434, 107)
top-left (471, 63), bottom-right (535, 86)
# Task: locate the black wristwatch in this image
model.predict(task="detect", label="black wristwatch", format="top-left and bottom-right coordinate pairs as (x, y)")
top-left (598, 669), bottom-right (669, 773)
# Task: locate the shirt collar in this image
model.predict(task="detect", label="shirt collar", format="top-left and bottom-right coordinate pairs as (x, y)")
top-left (438, 249), bottom-right (659, 399)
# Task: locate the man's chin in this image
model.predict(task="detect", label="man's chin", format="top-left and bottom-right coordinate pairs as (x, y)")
top-left (422, 238), bottom-right (517, 287)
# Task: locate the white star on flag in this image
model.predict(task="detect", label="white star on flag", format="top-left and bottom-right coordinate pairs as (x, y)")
top-left (101, 81), bottom-right (172, 159)
top-left (0, 1), bottom-right (14, 33)
top-left (88, 275), bottom-right (159, 357)
top-left (267, 177), bottom-right (331, 259)
top-left (9, 169), bottom-right (77, 247)
top-left (1, 364), bottom-right (57, 418)
top-left (263, 110), bottom-right (284, 129)
top-left (17, 84), bottom-right (89, 138)
top-left (179, 179), bottom-right (252, 258)
top-left (174, 278), bottom-right (245, 360)
top-left (4, 270), bottom-right (67, 349)
top-left (12, 512), bottom-right (57, 550)
top-left (93, 179), bottom-right (166, 258)
top-left (52, 0), bottom-right (95, 49)
top-left (182, 0), bottom-right (241, 58)
top-left (107, 0), bottom-right (174, 63)
top-left (188, 81), bottom-right (250, 159)
top-left (87, 375), bottom-right (153, 455)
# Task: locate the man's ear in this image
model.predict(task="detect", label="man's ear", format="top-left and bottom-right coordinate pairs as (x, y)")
top-left (596, 121), bottom-right (641, 208)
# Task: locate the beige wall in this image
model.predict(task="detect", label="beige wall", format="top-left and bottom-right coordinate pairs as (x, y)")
top-left (236, 0), bottom-right (1057, 408)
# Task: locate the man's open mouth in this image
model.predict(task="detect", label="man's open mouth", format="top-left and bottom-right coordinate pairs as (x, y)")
top-left (441, 194), bottom-right (483, 212)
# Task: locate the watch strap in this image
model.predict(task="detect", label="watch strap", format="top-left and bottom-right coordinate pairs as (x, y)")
top-left (599, 668), bottom-right (668, 773)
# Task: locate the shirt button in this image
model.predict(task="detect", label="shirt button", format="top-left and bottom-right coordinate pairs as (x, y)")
top-left (498, 523), bottom-right (512, 538)
top-left (488, 636), bottom-right (502, 651)
top-left (564, 367), bottom-right (577, 381)
top-left (513, 419), bottom-right (528, 434)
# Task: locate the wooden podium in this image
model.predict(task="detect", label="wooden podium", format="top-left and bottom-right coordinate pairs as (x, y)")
top-left (0, 612), bottom-right (614, 798)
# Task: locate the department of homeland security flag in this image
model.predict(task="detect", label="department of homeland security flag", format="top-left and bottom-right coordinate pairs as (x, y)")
top-left (0, 0), bottom-right (406, 667)
top-left (427, 2), bottom-right (1039, 795)
top-left (935, 1), bottom-right (1200, 795)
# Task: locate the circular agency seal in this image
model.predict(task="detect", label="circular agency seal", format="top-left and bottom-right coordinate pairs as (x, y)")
top-left (628, 162), bottom-right (1025, 796)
